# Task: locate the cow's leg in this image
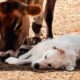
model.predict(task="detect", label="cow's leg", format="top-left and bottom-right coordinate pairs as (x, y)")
top-left (44, 0), bottom-right (56, 38)
top-left (31, 0), bottom-right (43, 45)
top-left (32, 15), bottom-right (43, 44)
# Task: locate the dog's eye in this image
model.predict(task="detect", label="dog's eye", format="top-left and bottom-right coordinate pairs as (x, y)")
top-left (53, 46), bottom-right (57, 49)
top-left (45, 56), bottom-right (47, 59)
top-left (47, 64), bottom-right (52, 68)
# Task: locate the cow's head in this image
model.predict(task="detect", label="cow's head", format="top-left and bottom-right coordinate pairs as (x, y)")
top-left (0, 0), bottom-right (41, 52)
top-left (0, 0), bottom-right (41, 16)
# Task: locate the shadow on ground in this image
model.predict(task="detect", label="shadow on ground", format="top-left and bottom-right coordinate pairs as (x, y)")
top-left (0, 60), bottom-right (80, 73)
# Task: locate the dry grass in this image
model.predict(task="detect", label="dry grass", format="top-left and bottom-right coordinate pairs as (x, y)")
top-left (0, 0), bottom-right (80, 80)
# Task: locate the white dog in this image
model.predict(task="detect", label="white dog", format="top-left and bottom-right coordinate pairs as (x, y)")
top-left (5, 33), bottom-right (80, 71)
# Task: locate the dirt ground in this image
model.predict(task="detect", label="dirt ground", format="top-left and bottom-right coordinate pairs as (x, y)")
top-left (0, 0), bottom-right (80, 80)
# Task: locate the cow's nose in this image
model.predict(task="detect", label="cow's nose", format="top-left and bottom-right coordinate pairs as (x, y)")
top-left (34, 63), bottom-right (40, 69)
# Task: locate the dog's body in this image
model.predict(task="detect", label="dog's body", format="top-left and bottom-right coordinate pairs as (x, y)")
top-left (6, 33), bottom-right (80, 71)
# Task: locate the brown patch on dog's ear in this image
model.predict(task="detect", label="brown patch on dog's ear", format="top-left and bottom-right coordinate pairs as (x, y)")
top-left (58, 49), bottom-right (65, 56)
top-left (59, 49), bottom-right (65, 55)
top-left (53, 46), bottom-right (65, 56)
top-left (26, 5), bottom-right (41, 16)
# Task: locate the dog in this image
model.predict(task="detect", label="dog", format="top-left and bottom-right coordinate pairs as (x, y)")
top-left (0, 0), bottom-right (41, 58)
top-left (5, 33), bottom-right (80, 71)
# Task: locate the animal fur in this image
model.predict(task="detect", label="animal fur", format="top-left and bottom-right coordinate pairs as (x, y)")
top-left (5, 33), bottom-right (80, 71)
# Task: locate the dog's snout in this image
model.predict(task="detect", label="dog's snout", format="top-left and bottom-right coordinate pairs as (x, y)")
top-left (34, 63), bottom-right (40, 69)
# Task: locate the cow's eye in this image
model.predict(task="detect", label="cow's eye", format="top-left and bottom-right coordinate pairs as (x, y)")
top-left (45, 56), bottom-right (47, 59)
top-left (47, 64), bottom-right (52, 68)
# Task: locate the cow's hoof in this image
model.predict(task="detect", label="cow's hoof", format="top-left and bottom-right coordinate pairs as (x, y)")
top-left (32, 37), bottom-right (41, 45)
top-left (32, 22), bottom-right (42, 34)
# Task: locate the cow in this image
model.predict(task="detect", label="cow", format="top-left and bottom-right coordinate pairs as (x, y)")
top-left (31, 0), bottom-right (56, 44)
top-left (0, 0), bottom-right (41, 59)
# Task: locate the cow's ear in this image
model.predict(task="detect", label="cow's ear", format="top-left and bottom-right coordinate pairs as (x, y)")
top-left (26, 5), bottom-right (41, 16)
top-left (16, 1), bottom-right (41, 16)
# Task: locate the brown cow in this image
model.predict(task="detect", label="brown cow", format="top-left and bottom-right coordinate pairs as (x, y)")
top-left (0, 0), bottom-right (41, 58)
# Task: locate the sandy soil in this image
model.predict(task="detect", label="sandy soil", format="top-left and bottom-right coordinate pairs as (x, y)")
top-left (0, 61), bottom-right (80, 80)
top-left (0, 0), bottom-right (80, 80)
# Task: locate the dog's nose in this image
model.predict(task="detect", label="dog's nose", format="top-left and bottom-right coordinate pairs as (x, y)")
top-left (34, 63), bottom-right (40, 69)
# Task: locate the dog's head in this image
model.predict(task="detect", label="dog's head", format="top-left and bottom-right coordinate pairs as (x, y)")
top-left (31, 47), bottom-right (76, 70)
top-left (32, 45), bottom-right (78, 70)
top-left (31, 46), bottom-right (66, 70)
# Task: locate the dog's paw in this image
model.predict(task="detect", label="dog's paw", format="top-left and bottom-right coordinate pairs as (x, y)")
top-left (5, 57), bottom-right (19, 65)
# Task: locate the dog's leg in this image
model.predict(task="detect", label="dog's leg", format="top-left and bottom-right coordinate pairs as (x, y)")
top-left (0, 50), bottom-right (19, 61)
top-left (18, 43), bottom-right (39, 59)
top-left (18, 49), bottom-right (33, 60)
top-left (5, 57), bottom-right (32, 65)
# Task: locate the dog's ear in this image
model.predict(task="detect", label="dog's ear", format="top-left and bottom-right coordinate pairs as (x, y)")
top-left (58, 49), bottom-right (65, 56)
top-left (53, 46), bottom-right (65, 56)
